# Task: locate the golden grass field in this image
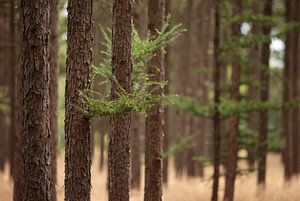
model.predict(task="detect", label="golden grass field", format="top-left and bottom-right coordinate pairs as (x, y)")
top-left (1, 152), bottom-right (299, 201)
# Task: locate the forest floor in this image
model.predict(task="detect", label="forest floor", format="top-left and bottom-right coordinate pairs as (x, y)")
top-left (1, 151), bottom-right (299, 201)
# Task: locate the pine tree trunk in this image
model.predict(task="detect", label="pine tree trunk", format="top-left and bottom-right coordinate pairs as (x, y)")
top-left (65, 0), bottom-right (93, 200)
top-left (211, 0), bottom-right (221, 200)
top-left (257, 0), bottom-right (273, 187)
top-left (247, 2), bottom-right (261, 172)
top-left (224, 1), bottom-right (242, 200)
top-left (108, 0), bottom-right (132, 200)
top-left (50, 0), bottom-right (58, 200)
top-left (283, 0), bottom-right (293, 181)
top-left (291, 0), bottom-right (300, 175)
top-left (144, 0), bottom-right (165, 200)
top-left (20, 0), bottom-right (51, 200)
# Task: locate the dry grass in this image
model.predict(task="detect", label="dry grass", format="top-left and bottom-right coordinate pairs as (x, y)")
top-left (1, 152), bottom-right (299, 201)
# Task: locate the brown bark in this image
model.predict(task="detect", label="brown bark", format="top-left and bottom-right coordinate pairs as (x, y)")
top-left (108, 0), bottom-right (132, 200)
top-left (50, 0), bottom-right (58, 200)
top-left (20, 0), bottom-right (51, 200)
top-left (211, 0), bottom-right (221, 201)
top-left (224, 1), bottom-right (242, 201)
top-left (291, 0), bottom-right (300, 175)
top-left (283, 0), bottom-right (293, 180)
top-left (144, 0), bottom-right (164, 200)
top-left (257, 0), bottom-right (273, 187)
top-left (65, 0), bottom-right (93, 200)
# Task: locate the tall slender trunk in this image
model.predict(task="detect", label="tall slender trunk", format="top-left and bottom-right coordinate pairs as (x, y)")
top-left (291, 0), bottom-right (300, 175)
top-left (211, 0), bottom-right (221, 200)
top-left (257, 0), bottom-right (273, 187)
top-left (108, 0), bottom-right (132, 200)
top-left (283, 0), bottom-right (293, 181)
top-left (65, 0), bottom-right (93, 200)
top-left (20, 0), bottom-right (51, 200)
top-left (50, 0), bottom-right (58, 200)
top-left (144, 0), bottom-right (165, 200)
top-left (247, 2), bottom-right (261, 172)
top-left (224, 1), bottom-right (242, 201)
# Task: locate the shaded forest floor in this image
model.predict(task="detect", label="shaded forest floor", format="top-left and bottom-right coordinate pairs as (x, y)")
top-left (1, 151), bottom-right (299, 201)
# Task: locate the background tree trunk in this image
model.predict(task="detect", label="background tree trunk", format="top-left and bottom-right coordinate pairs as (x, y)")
top-left (257, 0), bottom-right (273, 187)
top-left (283, 0), bottom-right (293, 181)
top-left (144, 0), bottom-right (165, 200)
top-left (65, 0), bottom-right (92, 200)
top-left (211, 0), bottom-right (221, 200)
top-left (108, 0), bottom-right (132, 200)
top-left (224, 0), bottom-right (242, 200)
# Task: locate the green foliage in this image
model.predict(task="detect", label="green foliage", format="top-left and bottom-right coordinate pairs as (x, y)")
top-left (166, 94), bottom-right (300, 119)
top-left (83, 21), bottom-right (185, 117)
top-left (163, 134), bottom-right (195, 158)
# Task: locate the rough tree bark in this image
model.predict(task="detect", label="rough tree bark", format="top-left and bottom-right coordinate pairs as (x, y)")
top-left (108, 0), bottom-right (132, 201)
top-left (65, 0), bottom-right (93, 200)
top-left (144, 0), bottom-right (165, 200)
top-left (211, 0), bottom-right (221, 200)
top-left (257, 0), bottom-right (273, 187)
top-left (20, 0), bottom-right (51, 200)
top-left (50, 0), bottom-right (59, 200)
top-left (223, 0), bottom-right (242, 201)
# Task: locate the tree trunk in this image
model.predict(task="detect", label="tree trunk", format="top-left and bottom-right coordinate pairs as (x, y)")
top-left (50, 0), bottom-right (59, 200)
top-left (247, 1), bottom-right (261, 172)
top-left (108, 0), bottom-right (132, 200)
top-left (283, 0), bottom-right (293, 181)
top-left (144, 0), bottom-right (165, 200)
top-left (257, 0), bottom-right (273, 187)
top-left (223, 1), bottom-right (242, 201)
top-left (211, 0), bottom-right (221, 200)
top-left (65, 0), bottom-right (93, 200)
top-left (20, 0), bottom-right (51, 200)
top-left (291, 0), bottom-right (300, 175)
